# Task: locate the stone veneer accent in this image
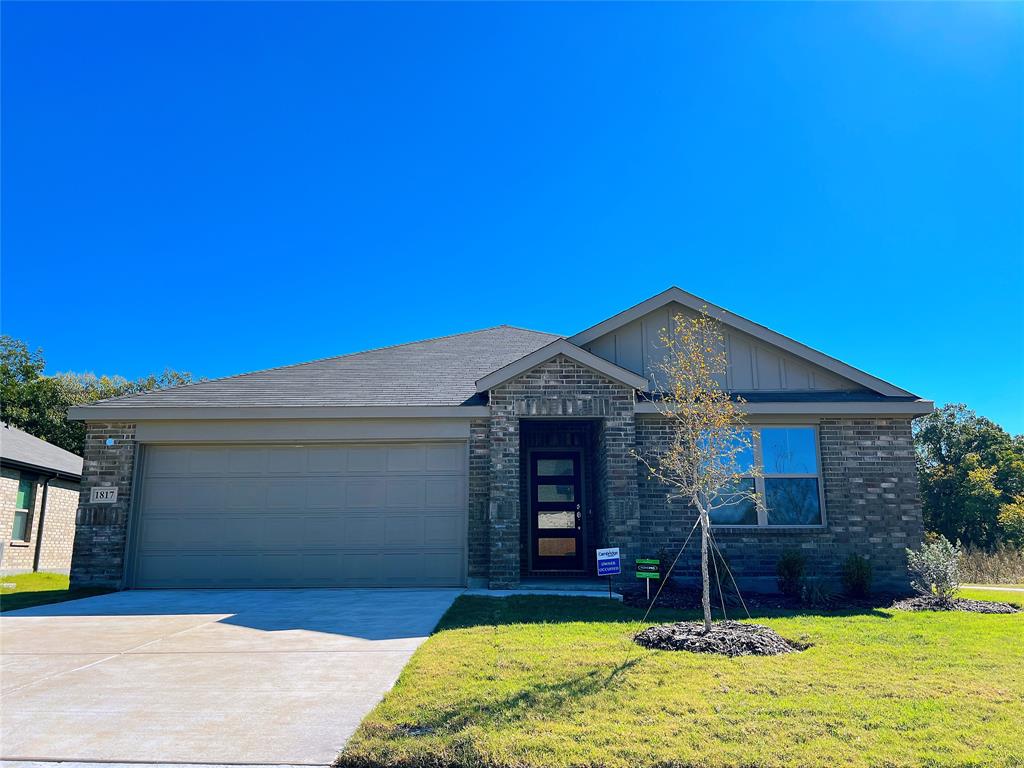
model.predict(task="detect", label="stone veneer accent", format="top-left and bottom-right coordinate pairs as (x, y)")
top-left (486, 355), bottom-right (638, 588)
top-left (635, 416), bottom-right (923, 590)
top-left (1, 468), bottom-right (80, 575)
top-left (69, 422), bottom-right (138, 589)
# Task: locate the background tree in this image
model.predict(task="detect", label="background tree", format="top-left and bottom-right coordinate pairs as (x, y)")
top-left (914, 403), bottom-right (1024, 548)
top-left (635, 310), bottom-right (760, 631)
top-left (0, 335), bottom-right (198, 454)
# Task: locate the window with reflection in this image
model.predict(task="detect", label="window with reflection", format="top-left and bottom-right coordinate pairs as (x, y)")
top-left (708, 426), bottom-right (824, 528)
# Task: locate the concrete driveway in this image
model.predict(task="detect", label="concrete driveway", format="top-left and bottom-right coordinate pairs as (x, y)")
top-left (0, 588), bottom-right (461, 765)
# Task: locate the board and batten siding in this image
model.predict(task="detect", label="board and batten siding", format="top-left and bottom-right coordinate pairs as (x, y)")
top-left (583, 301), bottom-right (864, 393)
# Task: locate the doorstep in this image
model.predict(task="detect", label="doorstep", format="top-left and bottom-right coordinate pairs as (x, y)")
top-left (464, 577), bottom-right (623, 600)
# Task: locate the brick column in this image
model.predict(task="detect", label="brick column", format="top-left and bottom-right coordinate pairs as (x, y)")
top-left (70, 422), bottom-right (137, 589)
top-left (487, 394), bottom-right (521, 588)
top-left (467, 417), bottom-right (491, 585)
top-left (598, 408), bottom-right (640, 587)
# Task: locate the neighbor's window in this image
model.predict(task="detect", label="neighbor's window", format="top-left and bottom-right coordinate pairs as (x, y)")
top-left (709, 426), bottom-right (824, 527)
top-left (12, 474), bottom-right (35, 542)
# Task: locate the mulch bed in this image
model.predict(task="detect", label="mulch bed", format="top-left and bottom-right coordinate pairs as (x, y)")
top-left (891, 595), bottom-right (1021, 614)
top-left (634, 620), bottom-right (809, 657)
top-left (630, 618), bottom-right (806, 655)
top-left (621, 583), bottom-right (890, 612)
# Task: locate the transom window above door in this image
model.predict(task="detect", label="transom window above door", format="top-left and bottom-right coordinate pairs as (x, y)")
top-left (709, 426), bottom-right (825, 528)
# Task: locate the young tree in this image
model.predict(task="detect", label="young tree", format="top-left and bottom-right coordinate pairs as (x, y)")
top-left (635, 310), bottom-right (761, 631)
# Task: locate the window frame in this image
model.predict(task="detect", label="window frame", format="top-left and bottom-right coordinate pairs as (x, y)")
top-left (12, 472), bottom-right (36, 543)
top-left (710, 424), bottom-right (827, 530)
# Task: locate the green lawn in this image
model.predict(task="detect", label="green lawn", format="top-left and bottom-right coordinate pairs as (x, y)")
top-left (0, 572), bottom-right (109, 613)
top-left (338, 595), bottom-right (1023, 768)
top-left (959, 586), bottom-right (1024, 604)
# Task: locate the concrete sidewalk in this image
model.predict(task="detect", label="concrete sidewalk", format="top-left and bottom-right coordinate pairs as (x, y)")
top-left (0, 589), bottom-right (460, 765)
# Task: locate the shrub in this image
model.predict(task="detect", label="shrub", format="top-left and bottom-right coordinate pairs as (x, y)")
top-left (906, 535), bottom-right (961, 602)
top-left (841, 554), bottom-right (873, 598)
top-left (776, 550), bottom-right (806, 599)
top-left (800, 577), bottom-right (834, 608)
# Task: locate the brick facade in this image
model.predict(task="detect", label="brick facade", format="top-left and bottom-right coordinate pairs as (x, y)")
top-left (1, 468), bottom-right (80, 575)
top-left (64, 386), bottom-right (924, 594)
top-left (69, 422), bottom-right (138, 589)
top-left (635, 415), bottom-right (923, 591)
top-left (486, 355), bottom-right (638, 588)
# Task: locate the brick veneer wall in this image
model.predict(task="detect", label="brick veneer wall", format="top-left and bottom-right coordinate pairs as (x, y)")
top-left (467, 417), bottom-right (490, 583)
top-left (1, 469), bottom-right (80, 575)
top-left (69, 422), bottom-right (138, 589)
top-left (634, 415), bottom-right (924, 591)
top-left (487, 355), bottom-right (638, 588)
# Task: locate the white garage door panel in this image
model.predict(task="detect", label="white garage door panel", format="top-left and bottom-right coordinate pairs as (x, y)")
top-left (132, 442), bottom-right (467, 588)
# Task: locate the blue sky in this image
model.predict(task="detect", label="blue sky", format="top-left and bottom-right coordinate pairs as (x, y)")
top-left (2, 3), bottom-right (1022, 433)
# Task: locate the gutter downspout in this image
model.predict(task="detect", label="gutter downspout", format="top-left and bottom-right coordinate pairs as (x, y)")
top-left (32, 474), bottom-right (55, 573)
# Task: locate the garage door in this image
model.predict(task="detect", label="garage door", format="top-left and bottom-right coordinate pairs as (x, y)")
top-left (131, 442), bottom-right (467, 588)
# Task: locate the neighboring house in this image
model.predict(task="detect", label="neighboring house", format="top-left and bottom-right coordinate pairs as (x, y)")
top-left (1, 424), bottom-right (83, 576)
top-left (67, 287), bottom-right (931, 592)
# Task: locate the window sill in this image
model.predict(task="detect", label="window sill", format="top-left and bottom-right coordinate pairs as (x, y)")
top-left (9, 540), bottom-right (30, 547)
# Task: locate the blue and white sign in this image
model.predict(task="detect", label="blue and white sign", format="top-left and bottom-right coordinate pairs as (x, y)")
top-left (596, 547), bottom-right (621, 576)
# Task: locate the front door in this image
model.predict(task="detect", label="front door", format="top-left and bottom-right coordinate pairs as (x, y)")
top-left (530, 451), bottom-right (583, 572)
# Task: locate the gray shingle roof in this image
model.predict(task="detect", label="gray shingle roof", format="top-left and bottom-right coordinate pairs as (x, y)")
top-left (1, 424), bottom-right (83, 477)
top-left (82, 326), bottom-right (562, 409)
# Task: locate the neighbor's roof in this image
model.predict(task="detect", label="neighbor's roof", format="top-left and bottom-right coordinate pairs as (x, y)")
top-left (74, 326), bottom-right (561, 412)
top-left (1, 424), bottom-right (83, 478)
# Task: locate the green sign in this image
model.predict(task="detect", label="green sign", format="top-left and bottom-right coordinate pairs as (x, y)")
top-left (635, 558), bottom-right (661, 579)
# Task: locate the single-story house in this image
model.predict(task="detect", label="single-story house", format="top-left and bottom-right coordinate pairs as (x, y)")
top-left (68, 287), bottom-right (931, 592)
top-left (1, 424), bottom-right (84, 576)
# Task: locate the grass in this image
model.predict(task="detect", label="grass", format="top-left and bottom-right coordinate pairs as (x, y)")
top-left (963, 583), bottom-right (1024, 590)
top-left (0, 572), bottom-right (110, 613)
top-left (959, 585), bottom-right (1023, 605)
top-left (338, 595), bottom-right (1024, 768)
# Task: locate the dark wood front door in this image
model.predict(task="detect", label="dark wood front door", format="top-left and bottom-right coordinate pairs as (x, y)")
top-left (530, 451), bottom-right (583, 572)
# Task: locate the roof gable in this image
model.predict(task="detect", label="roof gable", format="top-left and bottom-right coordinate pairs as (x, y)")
top-left (570, 287), bottom-right (916, 398)
top-left (475, 339), bottom-right (649, 392)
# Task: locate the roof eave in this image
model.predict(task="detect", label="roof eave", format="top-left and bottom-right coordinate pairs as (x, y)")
top-left (0, 457), bottom-right (82, 481)
top-left (67, 404), bottom-right (492, 421)
top-left (634, 399), bottom-right (935, 417)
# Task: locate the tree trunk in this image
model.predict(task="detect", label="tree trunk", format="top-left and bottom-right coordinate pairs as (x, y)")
top-left (700, 508), bottom-right (712, 632)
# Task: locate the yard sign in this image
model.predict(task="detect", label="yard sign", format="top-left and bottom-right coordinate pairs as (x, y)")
top-left (636, 557), bottom-right (661, 600)
top-left (596, 547), bottom-right (621, 576)
top-left (596, 547), bottom-right (621, 600)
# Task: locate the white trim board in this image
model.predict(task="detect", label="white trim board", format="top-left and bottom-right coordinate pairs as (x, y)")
top-left (569, 287), bottom-right (917, 398)
top-left (475, 339), bottom-right (649, 392)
